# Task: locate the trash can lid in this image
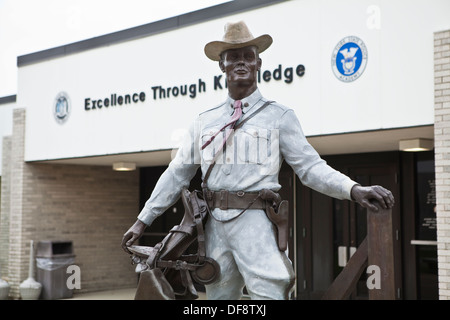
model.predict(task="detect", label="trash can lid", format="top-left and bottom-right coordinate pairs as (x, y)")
top-left (36, 240), bottom-right (73, 257)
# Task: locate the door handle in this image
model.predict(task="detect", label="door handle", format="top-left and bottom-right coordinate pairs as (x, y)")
top-left (410, 240), bottom-right (437, 246)
top-left (338, 246), bottom-right (347, 267)
top-left (338, 246), bottom-right (358, 267)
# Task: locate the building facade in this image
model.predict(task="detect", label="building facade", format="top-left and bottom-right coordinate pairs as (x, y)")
top-left (1, 0), bottom-right (450, 299)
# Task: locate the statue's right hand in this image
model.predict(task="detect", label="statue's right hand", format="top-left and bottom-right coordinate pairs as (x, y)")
top-left (121, 219), bottom-right (147, 254)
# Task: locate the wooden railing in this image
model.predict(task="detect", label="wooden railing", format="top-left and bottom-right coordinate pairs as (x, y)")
top-left (322, 203), bottom-right (396, 300)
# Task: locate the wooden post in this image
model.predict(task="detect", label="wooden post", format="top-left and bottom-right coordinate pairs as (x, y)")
top-left (367, 204), bottom-right (396, 299)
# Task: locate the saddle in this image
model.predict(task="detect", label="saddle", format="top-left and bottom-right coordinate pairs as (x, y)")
top-left (128, 188), bottom-right (220, 300)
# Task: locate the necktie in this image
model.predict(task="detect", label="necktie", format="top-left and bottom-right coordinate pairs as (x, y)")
top-left (201, 100), bottom-right (242, 150)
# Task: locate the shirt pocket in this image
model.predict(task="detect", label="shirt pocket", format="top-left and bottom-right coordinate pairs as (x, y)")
top-left (237, 127), bottom-right (270, 165)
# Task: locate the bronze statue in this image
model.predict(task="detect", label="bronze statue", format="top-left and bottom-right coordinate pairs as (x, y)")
top-left (121, 21), bottom-right (394, 300)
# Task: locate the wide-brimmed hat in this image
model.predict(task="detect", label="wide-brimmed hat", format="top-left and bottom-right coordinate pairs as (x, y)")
top-left (204, 21), bottom-right (273, 61)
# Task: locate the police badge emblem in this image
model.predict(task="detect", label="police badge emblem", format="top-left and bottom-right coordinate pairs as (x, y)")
top-left (331, 36), bottom-right (368, 82)
top-left (53, 92), bottom-right (71, 124)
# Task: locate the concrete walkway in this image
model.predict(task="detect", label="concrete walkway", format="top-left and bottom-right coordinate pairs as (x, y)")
top-left (67, 287), bottom-right (207, 300)
top-left (67, 287), bottom-right (136, 300)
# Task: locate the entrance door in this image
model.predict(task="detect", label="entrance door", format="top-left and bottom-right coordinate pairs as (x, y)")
top-left (405, 151), bottom-right (438, 300)
top-left (296, 152), bottom-right (401, 299)
top-left (334, 162), bottom-right (401, 299)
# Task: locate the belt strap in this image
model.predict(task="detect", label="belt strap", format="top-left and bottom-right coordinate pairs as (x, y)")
top-left (209, 190), bottom-right (265, 210)
top-left (205, 190), bottom-right (265, 223)
top-left (201, 100), bottom-right (274, 190)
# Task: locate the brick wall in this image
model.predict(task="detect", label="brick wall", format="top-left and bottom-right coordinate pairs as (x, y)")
top-left (8, 108), bottom-right (26, 298)
top-left (0, 136), bottom-right (11, 281)
top-left (3, 109), bottom-right (140, 298)
top-left (434, 29), bottom-right (450, 300)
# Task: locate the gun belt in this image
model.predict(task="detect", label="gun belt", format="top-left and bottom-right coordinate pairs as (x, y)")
top-left (208, 190), bottom-right (266, 210)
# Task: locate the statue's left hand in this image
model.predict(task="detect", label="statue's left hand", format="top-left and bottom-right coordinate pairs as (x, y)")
top-left (351, 184), bottom-right (395, 212)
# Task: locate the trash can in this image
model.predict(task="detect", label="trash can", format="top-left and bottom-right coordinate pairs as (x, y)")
top-left (35, 240), bottom-right (76, 300)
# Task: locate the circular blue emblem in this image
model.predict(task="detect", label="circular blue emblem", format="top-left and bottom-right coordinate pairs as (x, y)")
top-left (332, 36), bottom-right (368, 82)
top-left (53, 92), bottom-right (71, 124)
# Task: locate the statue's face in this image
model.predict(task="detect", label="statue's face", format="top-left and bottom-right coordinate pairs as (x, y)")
top-left (220, 46), bottom-right (261, 88)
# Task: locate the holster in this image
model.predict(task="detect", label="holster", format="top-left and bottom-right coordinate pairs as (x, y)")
top-left (265, 200), bottom-right (289, 251)
top-left (259, 189), bottom-right (289, 252)
top-left (128, 188), bottom-right (220, 300)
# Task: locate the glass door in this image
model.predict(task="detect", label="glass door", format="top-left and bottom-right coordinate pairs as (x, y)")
top-left (410, 152), bottom-right (438, 300)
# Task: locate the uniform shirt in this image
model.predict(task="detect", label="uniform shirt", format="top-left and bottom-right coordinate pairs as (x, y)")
top-left (138, 89), bottom-right (357, 225)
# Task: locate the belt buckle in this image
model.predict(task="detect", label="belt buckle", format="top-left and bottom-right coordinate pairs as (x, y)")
top-left (236, 191), bottom-right (245, 197)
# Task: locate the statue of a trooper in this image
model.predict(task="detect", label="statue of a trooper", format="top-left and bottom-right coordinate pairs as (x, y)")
top-left (121, 21), bottom-right (395, 300)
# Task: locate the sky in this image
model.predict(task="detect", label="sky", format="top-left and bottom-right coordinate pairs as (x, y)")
top-left (0, 0), bottom-right (231, 97)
